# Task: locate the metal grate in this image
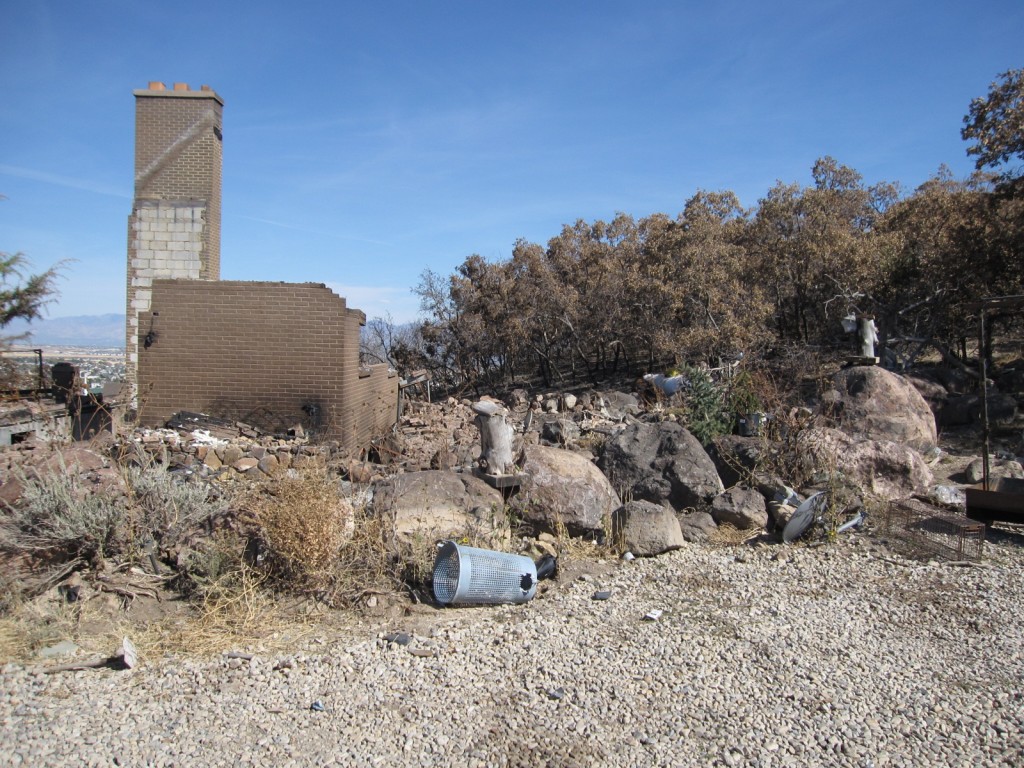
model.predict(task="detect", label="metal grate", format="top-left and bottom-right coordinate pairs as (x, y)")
top-left (432, 541), bottom-right (537, 605)
top-left (432, 546), bottom-right (462, 604)
top-left (886, 499), bottom-right (985, 561)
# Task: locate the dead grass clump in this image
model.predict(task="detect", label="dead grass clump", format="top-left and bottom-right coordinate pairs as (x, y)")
top-left (127, 562), bottom-right (315, 660)
top-left (0, 588), bottom-right (79, 663)
top-left (241, 470), bottom-right (353, 589)
top-left (552, 516), bottom-right (616, 560)
top-left (184, 563), bottom-right (277, 651)
top-left (708, 522), bottom-right (762, 547)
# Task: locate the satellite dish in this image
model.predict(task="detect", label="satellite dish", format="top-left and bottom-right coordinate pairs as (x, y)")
top-left (782, 491), bottom-right (828, 543)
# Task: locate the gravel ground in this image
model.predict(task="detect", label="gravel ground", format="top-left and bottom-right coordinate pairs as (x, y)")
top-left (2, 528), bottom-right (1023, 767)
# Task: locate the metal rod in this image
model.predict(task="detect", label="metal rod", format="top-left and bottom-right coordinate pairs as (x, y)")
top-left (34, 349), bottom-right (44, 392)
top-left (979, 308), bottom-right (990, 492)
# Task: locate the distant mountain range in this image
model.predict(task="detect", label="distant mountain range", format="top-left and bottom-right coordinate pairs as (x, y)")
top-left (3, 314), bottom-right (126, 348)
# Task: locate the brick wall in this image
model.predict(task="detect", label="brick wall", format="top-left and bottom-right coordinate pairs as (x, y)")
top-left (127, 83), bottom-right (223, 374)
top-left (137, 281), bottom-right (398, 450)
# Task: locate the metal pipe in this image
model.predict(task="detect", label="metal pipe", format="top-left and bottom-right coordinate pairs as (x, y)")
top-left (980, 308), bottom-right (990, 491)
top-left (33, 349), bottom-right (44, 392)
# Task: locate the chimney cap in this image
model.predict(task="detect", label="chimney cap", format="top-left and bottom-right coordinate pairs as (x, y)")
top-left (135, 82), bottom-right (223, 105)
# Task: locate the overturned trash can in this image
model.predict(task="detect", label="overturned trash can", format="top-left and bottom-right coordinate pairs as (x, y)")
top-left (432, 540), bottom-right (537, 605)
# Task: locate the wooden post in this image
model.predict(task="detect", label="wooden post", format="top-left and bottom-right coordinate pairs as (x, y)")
top-left (473, 401), bottom-right (515, 475)
top-left (857, 316), bottom-right (878, 359)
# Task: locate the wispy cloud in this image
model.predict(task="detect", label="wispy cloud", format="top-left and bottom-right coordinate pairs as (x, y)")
top-left (233, 214), bottom-right (392, 246)
top-left (0, 164), bottom-right (129, 199)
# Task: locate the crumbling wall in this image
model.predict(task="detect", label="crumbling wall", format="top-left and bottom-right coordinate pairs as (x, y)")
top-left (345, 303), bottom-right (401, 443)
top-left (137, 280), bottom-right (397, 450)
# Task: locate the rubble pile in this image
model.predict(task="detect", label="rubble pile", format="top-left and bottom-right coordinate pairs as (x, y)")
top-left (119, 426), bottom-right (330, 481)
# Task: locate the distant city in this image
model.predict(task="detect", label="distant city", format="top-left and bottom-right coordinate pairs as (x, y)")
top-left (3, 346), bottom-right (126, 393)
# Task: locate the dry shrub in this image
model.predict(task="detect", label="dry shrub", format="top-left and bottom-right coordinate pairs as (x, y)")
top-left (242, 470), bottom-right (353, 588)
top-left (0, 463), bottom-right (129, 562)
top-left (324, 488), bottom-right (405, 607)
top-left (187, 563), bottom-right (276, 646)
top-left (122, 464), bottom-right (229, 550)
top-left (217, 471), bottom-right (408, 610)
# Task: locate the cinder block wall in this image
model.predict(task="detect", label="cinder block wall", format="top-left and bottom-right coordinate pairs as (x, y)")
top-left (127, 82), bottom-right (223, 374)
top-left (137, 281), bottom-right (398, 449)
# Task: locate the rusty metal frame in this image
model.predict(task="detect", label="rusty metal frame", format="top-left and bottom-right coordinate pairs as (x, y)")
top-left (965, 295), bottom-right (1024, 490)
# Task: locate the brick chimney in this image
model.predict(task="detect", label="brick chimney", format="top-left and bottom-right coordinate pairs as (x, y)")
top-left (125, 82), bottom-right (224, 384)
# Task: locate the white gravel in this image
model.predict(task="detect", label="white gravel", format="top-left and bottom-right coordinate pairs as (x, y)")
top-left (2, 529), bottom-right (1023, 767)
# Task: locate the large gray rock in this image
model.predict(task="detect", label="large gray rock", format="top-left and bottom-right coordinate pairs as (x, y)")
top-left (797, 427), bottom-right (933, 501)
top-left (541, 417), bottom-right (581, 446)
top-left (512, 445), bottom-right (621, 536)
top-left (710, 487), bottom-right (768, 530)
top-left (598, 422), bottom-right (724, 512)
top-left (965, 456), bottom-right (1024, 483)
top-left (826, 366), bottom-right (937, 452)
top-left (940, 392), bottom-right (1018, 428)
top-left (678, 510), bottom-right (718, 543)
top-left (373, 470), bottom-right (509, 549)
top-left (598, 391), bottom-right (640, 420)
top-left (906, 374), bottom-right (949, 417)
top-left (612, 500), bottom-right (685, 556)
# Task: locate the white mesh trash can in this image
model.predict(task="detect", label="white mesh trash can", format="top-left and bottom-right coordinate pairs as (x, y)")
top-left (432, 541), bottom-right (538, 605)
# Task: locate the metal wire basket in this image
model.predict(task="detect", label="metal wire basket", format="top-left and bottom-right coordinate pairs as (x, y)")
top-left (432, 541), bottom-right (537, 605)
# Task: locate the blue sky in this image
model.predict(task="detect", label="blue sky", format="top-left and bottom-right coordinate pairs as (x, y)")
top-left (1, 1), bottom-right (1021, 324)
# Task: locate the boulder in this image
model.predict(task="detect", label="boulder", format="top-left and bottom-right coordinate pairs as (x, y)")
top-left (964, 457), bottom-right (986, 484)
top-left (373, 470), bottom-right (509, 549)
top-left (257, 455), bottom-right (280, 477)
top-left (797, 427), bottom-right (933, 501)
top-left (599, 391), bottom-right (640, 420)
top-left (598, 422), bottom-right (723, 512)
top-left (232, 457), bottom-right (259, 472)
top-left (965, 457), bottom-right (1024, 483)
top-left (541, 417), bottom-right (581, 446)
top-left (52, 444), bottom-right (110, 474)
top-left (767, 501), bottom-right (797, 530)
top-left (906, 374), bottom-right (950, 417)
top-left (678, 510), bottom-right (718, 543)
top-left (710, 487), bottom-right (768, 530)
top-left (940, 392), bottom-right (1018, 428)
top-left (221, 444), bottom-right (245, 465)
top-left (612, 500), bottom-right (685, 556)
top-left (511, 445), bottom-right (621, 536)
top-left (826, 367), bottom-right (937, 452)
top-left (505, 388), bottom-right (530, 414)
top-left (0, 474), bottom-right (24, 509)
